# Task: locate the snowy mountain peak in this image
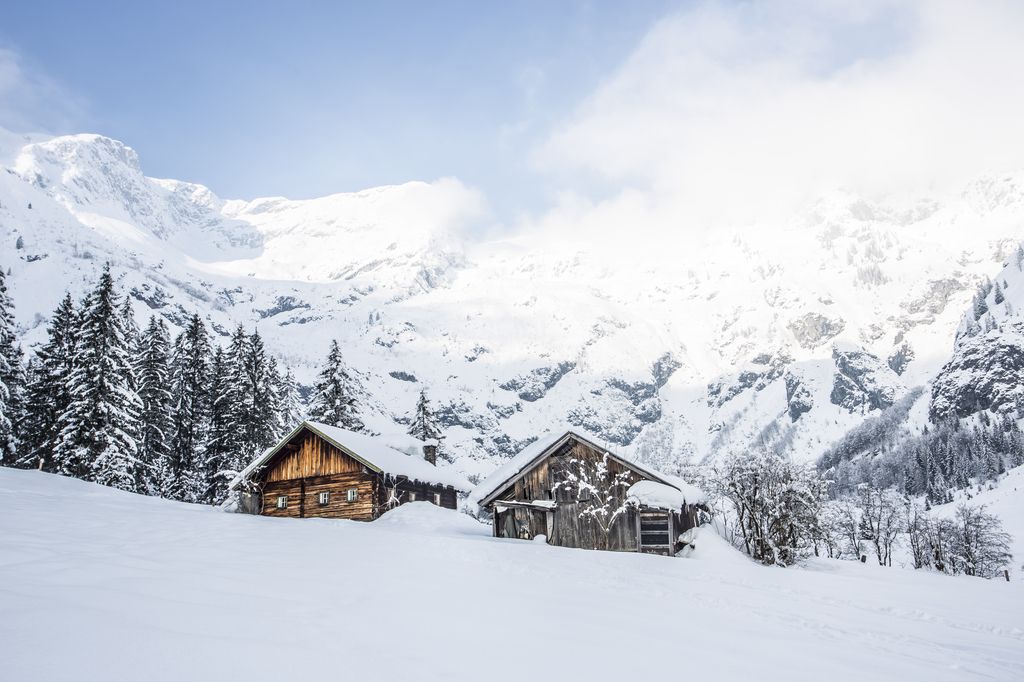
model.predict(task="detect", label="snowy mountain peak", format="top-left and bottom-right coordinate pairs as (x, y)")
top-left (3, 128), bottom-right (1024, 475)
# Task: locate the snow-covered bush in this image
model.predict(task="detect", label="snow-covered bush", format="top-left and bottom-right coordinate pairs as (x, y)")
top-left (710, 448), bottom-right (827, 566)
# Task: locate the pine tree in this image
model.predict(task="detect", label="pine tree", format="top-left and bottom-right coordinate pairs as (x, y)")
top-left (408, 388), bottom-right (443, 442)
top-left (0, 266), bottom-right (23, 463)
top-left (993, 280), bottom-right (1005, 305)
top-left (53, 265), bottom-right (142, 490)
top-left (973, 291), bottom-right (989, 320)
top-left (168, 313), bottom-right (212, 501)
top-left (136, 316), bottom-right (173, 495)
top-left (277, 367), bottom-right (306, 429)
top-left (20, 294), bottom-right (78, 470)
top-left (308, 340), bottom-right (363, 431)
top-left (237, 330), bottom-right (280, 468)
top-left (223, 325), bottom-right (251, 467)
top-left (203, 346), bottom-right (236, 504)
top-left (263, 353), bottom-right (285, 441)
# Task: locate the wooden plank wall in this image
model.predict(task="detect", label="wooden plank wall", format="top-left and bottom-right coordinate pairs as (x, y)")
top-left (261, 472), bottom-right (376, 520)
top-left (494, 438), bottom-right (644, 552)
top-left (512, 459), bottom-right (551, 501)
top-left (265, 431), bottom-right (362, 483)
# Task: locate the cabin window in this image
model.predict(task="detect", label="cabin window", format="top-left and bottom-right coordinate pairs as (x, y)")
top-left (318, 491), bottom-right (330, 506)
top-left (276, 495), bottom-right (288, 509)
top-left (408, 491), bottom-right (417, 502)
top-left (433, 492), bottom-right (441, 505)
top-left (346, 488), bottom-right (358, 502)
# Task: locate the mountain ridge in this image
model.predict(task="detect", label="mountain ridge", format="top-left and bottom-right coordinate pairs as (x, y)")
top-left (2, 129), bottom-right (1023, 479)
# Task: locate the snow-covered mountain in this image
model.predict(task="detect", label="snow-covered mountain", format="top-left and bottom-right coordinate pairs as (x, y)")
top-left (3, 129), bottom-right (1023, 478)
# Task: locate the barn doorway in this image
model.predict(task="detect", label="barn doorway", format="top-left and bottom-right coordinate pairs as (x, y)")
top-left (639, 510), bottom-right (672, 555)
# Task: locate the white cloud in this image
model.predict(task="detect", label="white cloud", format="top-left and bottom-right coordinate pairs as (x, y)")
top-left (531, 0), bottom-right (1024, 231)
top-left (0, 47), bottom-right (84, 134)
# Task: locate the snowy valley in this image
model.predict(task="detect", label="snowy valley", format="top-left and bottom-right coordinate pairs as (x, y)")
top-left (2, 129), bottom-right (1024, 480)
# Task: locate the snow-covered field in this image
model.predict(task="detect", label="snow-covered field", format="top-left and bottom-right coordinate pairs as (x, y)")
top-left (1, 468), bottom-right (1021, 681)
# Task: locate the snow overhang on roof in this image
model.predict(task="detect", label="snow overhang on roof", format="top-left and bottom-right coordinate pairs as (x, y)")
top-left (626, 480), bottom-right (704, 510)
top-left (229, 421), bottom-right (472, 492)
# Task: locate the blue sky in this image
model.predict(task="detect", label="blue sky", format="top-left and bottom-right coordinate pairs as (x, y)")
top-left (0, 1), bottom-right (678, 211)
top-left (3, 1), bottom-right (1023, 230)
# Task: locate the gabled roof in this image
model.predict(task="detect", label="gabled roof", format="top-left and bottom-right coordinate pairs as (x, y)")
top-left (469, 429), bottom-right (680, 509)
top-left (230, 420), bottom-right (472, 491)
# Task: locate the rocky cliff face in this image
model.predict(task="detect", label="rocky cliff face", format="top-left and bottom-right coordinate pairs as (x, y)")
top-left (2, 130), bottom-right (1023, 478)
top-left (930, 324), bottom-right (1024, 421)
top-left (929, 249), bottom-right (1024, 424)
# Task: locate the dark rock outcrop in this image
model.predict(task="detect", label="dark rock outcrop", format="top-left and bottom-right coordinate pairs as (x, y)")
top-left (930, 323), bottom-right (1024, 421)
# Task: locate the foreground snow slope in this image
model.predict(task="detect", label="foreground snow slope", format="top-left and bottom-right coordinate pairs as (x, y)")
top-left (0, 469), bottom-right (1021, 681)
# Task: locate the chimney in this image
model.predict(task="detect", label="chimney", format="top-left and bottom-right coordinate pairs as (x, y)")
top-left (423, 443), bottom-right (437, 466)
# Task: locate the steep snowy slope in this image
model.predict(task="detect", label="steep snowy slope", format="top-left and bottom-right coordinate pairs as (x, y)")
top-left (0, 468), bottom-right (1021, 682)
top-left (2, 129), bottom-right (1023, 475)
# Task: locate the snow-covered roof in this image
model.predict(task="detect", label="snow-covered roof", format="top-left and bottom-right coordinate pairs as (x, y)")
top-left (659, 474), bottom-right (707, 505)
top-left (230, 421), bottom-right (471, 491)
top-left (469, 429), bottom-right (682, 509)
top-left (626, 480), bottom-right (703, 510)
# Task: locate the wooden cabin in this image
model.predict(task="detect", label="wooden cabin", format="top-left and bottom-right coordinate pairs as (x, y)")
top-left (471, 430), bottom-right (704, 556)
top-left (230, 421), bottom-right (471, 520)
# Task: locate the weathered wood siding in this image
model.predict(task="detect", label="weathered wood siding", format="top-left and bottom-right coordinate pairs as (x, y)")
top-left (513, 458), bottom-right (550, 501)
top-left (265, 430), bottom-right (363, 482)
top-left (261, 471), bottom-right (376, 520)
top-left (492, 437), bottom-right (645, 552)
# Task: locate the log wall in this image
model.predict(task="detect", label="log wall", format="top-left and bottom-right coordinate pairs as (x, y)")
top-left (261, 472), bottom-right (376, 520)
top-left (255, 427), bottom-right (462, 522)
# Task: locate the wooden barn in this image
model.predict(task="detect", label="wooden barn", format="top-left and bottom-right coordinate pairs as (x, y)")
top-left (471, 430), bottom-right (705, 556)
top-left (230, 421), bottom-right (471, 520)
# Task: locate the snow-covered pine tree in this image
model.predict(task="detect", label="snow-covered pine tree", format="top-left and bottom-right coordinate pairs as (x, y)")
top-left (0, 266), bottom-right (23, 463)
top-left (407, 388), bottom-right (445, 458)
top-left (308, 339), bottom-right (364, 431)
top-left (237, 330), bottom-right (280, 467)
top-left (203, 345), bottom-right (236, 504)
top-left (168, 313), bottom-right (212, 501)
top-left (136, 316), bottom-right (173, 496)
top-left (19, 293), bottom-right (78, 471)
top-left (223, 325), bottom-right (251, 472)
top-left (263, 354), bottom-right (286, 441)
top-left (211, 326), bottom-right (287, 502)
top-left (277, 366), bottom-right (306, 430)
top-left (119, 296), bottom-right (142, 474)
top-left (973, 289), bottom-right (989, 319)
top-left (993, 280), bottom-right (1005, 304)
top-left (53, 265), bottom-right (142, 491)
